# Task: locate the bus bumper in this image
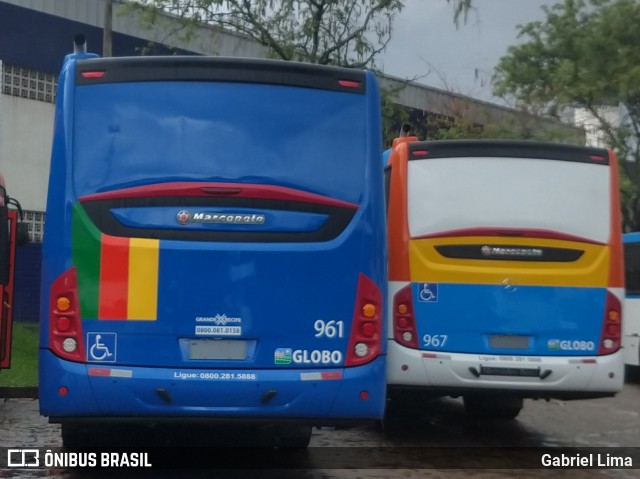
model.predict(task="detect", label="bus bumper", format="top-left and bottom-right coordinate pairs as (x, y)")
top-left (38, 350), bottom-right (386, 421)
top-left (386, 340), bottom-right (624, 399)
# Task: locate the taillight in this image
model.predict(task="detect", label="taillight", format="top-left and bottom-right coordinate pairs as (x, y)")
top-left (393, 284), bottom-right (418, 349)
top-left (598, 291), bottom-right (621, 355)
top-left (345, 273), bottom-right (382, 367)
top-left (49, 268), bottom-right (85, 362)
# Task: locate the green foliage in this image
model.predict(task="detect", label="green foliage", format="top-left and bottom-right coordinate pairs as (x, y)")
top-left (0, 322), bottom-right (38, 387)
top-left (124, 1), bottom-right (474, 68)
top-left (434, 114), bottom-right (583, 144)
top-left (124, 0), bottom-right (405, 68)
top-left (493, 0), bottom-right (640, 229)
top-left (381, 86), bottom-right (410, 146)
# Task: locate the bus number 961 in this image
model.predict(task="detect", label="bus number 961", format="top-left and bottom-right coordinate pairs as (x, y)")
top-left (314, 320), bottom-right (344, 339)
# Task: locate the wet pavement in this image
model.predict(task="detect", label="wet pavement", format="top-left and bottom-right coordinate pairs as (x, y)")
top-left (0, 368), bottom-right (638, 478)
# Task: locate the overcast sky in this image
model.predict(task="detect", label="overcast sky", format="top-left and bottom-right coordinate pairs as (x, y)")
top-left (382, 0), bottom-right (555, 104)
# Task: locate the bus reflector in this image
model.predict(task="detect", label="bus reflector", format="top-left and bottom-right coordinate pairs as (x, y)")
top-left (58, 386), bottom-right (68, 397)
top-left (393, 284), bottom-right (418, 349)
top-left (49, 268), bottom-right (85, 362)
top-left (345, 273), bottom-right (382, 367)
top-left (598, 292), bottom-right (621, 355)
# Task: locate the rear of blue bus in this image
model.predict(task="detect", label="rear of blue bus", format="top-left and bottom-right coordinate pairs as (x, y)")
top-left (387, 140), bottom-right (624, 418)
top-left (39, 55), bottom-right (386, 439)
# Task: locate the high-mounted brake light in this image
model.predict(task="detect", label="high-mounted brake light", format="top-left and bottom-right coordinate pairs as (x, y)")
top-left (81, 71), bottom-right (105, 79)
top-left (49, 268), bottom-right (85, 362)
top-left (345, 274), bottom-right (383, 367)
top-left (338, 80), bottom-right (360, 89)
top-left (590, 155), bottom-right (606, 162)
top-left (598, 291), bottom-right (621, 354)
top-left (393, 284), bottom-right (419, 349)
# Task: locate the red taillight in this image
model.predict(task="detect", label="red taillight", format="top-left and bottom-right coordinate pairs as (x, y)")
top-left (345, 274), bottom-right (383, 367)
top-left (49, 268), bottom-right (85, 362)
top-left (393, 284), bottom-right (418, 349)
top-left (598, 291), bottom-right (622, 355)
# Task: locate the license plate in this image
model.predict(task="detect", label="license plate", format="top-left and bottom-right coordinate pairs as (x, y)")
top-left (489, 335), bottom-right (529, 350)
top-left (188, 339), bottom-right (247, 360)
top-left (480, 366), bottom-right (540, 377)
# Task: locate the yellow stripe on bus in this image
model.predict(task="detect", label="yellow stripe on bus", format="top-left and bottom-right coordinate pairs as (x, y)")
top-left (127, 238), bottom-right (159, 320)
top-left (408, 236), bottom-right (610, 287)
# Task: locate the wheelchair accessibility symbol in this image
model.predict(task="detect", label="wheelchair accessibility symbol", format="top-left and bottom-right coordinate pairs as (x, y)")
top-left (417, 283), bottom-right (438, 302)
top-left (87, 333), bottom-right (117, 362)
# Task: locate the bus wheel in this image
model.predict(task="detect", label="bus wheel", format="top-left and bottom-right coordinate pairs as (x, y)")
top-left (463, 394), bottom-right (523, 420)
top-left (276, 425), bottom-right (312, 448)
top-left (61, 423), bottom-right (92, 448)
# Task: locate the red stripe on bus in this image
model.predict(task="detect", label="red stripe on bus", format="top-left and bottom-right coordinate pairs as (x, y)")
top-left (79, 182), bottom-right (358, 210)
top-left (98, 234), bottom-right (130, 320)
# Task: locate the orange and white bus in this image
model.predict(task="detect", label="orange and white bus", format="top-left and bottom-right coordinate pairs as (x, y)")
top-left (385, 138), bottom-right (625, 419)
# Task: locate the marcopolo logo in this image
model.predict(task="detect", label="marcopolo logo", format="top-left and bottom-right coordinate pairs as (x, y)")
top-left (481, 245), bottom-right (543, 258)
top-left (176, 210), bottom-right (265, 226)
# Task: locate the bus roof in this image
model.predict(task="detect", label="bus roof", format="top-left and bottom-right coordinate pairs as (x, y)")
top-left (75, 56), bottom-right (366, 94)
top-left (405, 140), bottom-right (610, 165)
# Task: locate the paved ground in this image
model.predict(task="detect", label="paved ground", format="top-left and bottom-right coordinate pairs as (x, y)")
top-left (0, 368), bottom-right (638, 478)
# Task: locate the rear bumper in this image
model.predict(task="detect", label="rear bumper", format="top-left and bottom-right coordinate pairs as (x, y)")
top-left (39, 350), bottom-right (386, 422)
top-left (386, 340), bottom-right (624, 399)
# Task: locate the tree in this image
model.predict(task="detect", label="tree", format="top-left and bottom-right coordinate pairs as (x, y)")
top-left (492, 0), bottom-right (640, 230)
top-left (125, 0), bottom-right (474, 69)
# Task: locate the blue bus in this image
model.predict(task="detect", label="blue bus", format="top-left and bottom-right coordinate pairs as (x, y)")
top-left (623, 233), bottom-right (640, 367)
top-left (39, 41), bottom-right (386, 447)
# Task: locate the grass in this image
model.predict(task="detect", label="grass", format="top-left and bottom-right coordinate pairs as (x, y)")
top-left (0, 321), bottom-right (38, 387)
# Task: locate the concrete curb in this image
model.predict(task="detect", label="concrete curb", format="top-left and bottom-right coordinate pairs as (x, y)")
top-left (0, 387), bottom-right (38, 399)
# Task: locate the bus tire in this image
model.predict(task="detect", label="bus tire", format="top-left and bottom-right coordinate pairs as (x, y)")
top-left (276, 425), bottom-right (312, 449)
top-left (463, 393), bottom-right (523, 420)
top-left (61, 423), bottom-right (92, 448)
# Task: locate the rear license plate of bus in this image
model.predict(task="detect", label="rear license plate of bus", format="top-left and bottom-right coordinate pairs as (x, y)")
top-left (489, 335), bottom-right (529, 350)
top-left (188, 340), bottom-right (247, 360)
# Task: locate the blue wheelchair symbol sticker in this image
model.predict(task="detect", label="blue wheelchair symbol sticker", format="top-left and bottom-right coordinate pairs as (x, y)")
top-left (87, 333), bottom-right (117, 362)
top-left (418, 283), bottom-right (438, 302)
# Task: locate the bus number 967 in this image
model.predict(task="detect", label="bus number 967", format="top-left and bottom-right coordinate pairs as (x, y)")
top-left (423, 334), bottom-right (448, 348)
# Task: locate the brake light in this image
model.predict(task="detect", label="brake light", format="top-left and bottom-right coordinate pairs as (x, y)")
top-left (49, 268), bottom-right (85, 362)
top-left (338, 80), bottom-right (360, 89)
top-left (598, 291), bottom-right (621, 355)
top-left (393, 284), bottom-right (418, 349)
top-left (81, 71), bottom-right (105, 79)
top-left (345, 274), bottom-right (382, 367)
